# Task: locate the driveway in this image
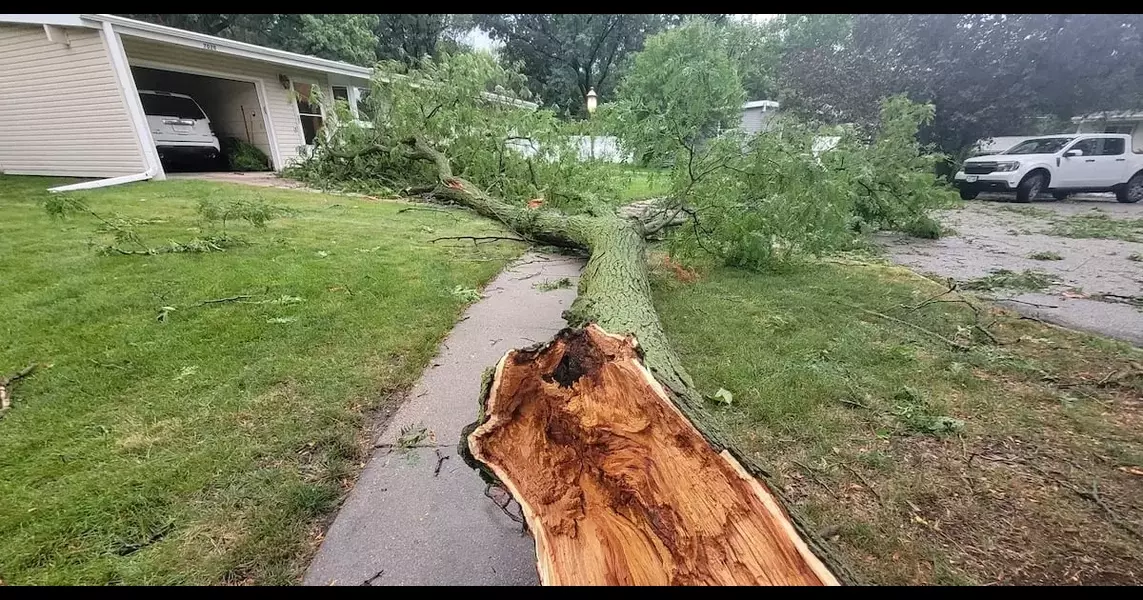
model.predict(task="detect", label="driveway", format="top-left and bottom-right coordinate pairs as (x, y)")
top-left (879, 195), bottom-right (1143, 346)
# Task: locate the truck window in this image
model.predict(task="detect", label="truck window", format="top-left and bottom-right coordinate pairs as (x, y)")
top-left (1003, 137), bottom-right (1073, 154)
top-left (140, 94), bottom-right (205, 120)
top-left (1098, 138), bottom-right (1125, 156)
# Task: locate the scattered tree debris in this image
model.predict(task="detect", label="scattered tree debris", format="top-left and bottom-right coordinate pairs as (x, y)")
top-left (0, 364), bottom-right (37, 417)
top-left (533, 277), bottom-right (572, 292)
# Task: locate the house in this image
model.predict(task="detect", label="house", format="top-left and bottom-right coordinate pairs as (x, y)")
top-left (739, 100), bottom-right (779, 136)
top-left (1, 14), bottom-right (394, 190)
top-left (1072, 111), bottom-right (1143, 152)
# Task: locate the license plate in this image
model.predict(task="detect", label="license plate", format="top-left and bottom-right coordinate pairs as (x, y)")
top-left (965, 175), bottom-right (978, 182)
top-left (172, 125), bottom-right (192, 133)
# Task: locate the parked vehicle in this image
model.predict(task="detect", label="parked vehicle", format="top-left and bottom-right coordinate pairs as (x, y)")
top-left (138, 90), bottom-right (220, 165)
top-left (954, 134), bottom-right (1143, 203)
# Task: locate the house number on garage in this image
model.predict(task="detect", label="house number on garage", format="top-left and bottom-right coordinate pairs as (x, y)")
top-left (202, 42), bottom-right (218, 51)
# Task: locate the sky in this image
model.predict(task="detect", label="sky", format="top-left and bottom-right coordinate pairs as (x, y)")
top-left (461, 14), bottom-right (779, 54)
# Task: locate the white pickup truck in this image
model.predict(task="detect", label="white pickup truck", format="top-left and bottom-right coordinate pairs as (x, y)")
top-left (954, 133), bottom-right (1143, 203)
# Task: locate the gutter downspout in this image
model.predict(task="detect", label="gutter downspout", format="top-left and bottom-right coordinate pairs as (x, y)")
top-left (53, 20), bottom-right (167, 193)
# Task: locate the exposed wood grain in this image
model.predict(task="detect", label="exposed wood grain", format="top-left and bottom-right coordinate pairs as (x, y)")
top-left (469, 326), bottom-right (838, 586)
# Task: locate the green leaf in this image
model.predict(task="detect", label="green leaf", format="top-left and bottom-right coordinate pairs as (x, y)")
top-left (710, 387), bottom-right (734, 406)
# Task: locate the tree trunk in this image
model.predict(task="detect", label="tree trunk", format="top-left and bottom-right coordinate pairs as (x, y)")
top-left (403, 136), bottom-right (854, 585)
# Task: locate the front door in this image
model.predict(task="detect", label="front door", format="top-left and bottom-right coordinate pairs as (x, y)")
top-left (1086, 137), bottom-right (1130, 186)
top-left (1055, 137), bottom-right (1100, 188)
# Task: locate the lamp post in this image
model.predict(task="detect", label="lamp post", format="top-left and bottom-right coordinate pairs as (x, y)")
top-left (585, 88), bottom-right (599, 160)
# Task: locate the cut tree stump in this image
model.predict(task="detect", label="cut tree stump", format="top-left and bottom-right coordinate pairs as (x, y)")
top-left (469, 325), bottom-right (839, 586)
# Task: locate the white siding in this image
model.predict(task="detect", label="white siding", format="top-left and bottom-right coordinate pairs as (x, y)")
top-left (0, 24), bottom-right (147, 177)
top-left (739, 106), bottom-right (776, 136)
top-left (121, 37), bottom-right (346, 168)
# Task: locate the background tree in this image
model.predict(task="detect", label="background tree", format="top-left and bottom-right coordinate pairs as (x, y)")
top-left (475, 14), bottom-right (724, 118)
top-left (373, 14), bottom-right (474, 64)
top-left (614, 20), bottom-right (745, 164)
top-left (777, 14), bottom-right (1143, 154)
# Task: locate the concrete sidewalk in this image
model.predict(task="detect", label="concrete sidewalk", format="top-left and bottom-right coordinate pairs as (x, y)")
top-left (304, 251), bottom-right (584, 586)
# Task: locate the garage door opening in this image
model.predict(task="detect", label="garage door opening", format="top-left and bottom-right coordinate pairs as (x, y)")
top-left (130, 66), bottom-right (274, 173)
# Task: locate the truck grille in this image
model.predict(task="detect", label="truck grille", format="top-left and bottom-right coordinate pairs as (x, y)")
top-left (964, 162), bottom-right (997, 174)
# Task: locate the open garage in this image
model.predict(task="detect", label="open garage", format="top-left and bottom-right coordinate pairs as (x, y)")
top-left (130, 65), bottom-right (272, 171)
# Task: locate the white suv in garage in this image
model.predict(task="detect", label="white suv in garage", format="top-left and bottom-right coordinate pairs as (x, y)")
top-left (954, 133), bottom-right (1143, 203)
top-left (138, 90), bottom-right (221, 165)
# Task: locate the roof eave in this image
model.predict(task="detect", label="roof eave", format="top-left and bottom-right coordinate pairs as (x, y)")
top-left (80, 14), bottom-right (372, 80)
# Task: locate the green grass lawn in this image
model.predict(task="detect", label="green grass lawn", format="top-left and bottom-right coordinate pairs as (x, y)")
top-left (0, 176), bottom-right (522, 584)
top-left (652, 258), bottom-right (1143, 585)
top-left (612, 166), bottom-right (671, 203)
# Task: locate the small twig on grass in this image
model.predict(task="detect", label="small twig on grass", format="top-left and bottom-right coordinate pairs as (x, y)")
top-left (0, 364), bottom-right (37, 415)
top-left (841, 303), bottom-right (972, 351)
top-left (430, 235), bottom-right (528, 245)
top-left (841, 463), bottom-right (884, 505)
top-left (197, 295), bottom-right (253, 306)
top-left (397, 205), bottom-right (458, 215)
top-left (792, 460), bottom-right (839, 499)
top-left (833, 397), bottom-right (872, 411)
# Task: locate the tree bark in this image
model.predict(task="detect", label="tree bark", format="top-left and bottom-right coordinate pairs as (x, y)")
top-left (403, 136), bottom-right (854, 585)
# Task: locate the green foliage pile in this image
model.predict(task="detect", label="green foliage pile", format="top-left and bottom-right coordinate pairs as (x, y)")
top-left (661, 95), bottom-right (957, 271)
top-left (286, 52), bottom-right (625, 211)
top-left (221, 138), bottom-right (270, 172)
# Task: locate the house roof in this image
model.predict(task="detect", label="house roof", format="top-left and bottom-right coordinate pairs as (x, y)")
top-left (0, 13), bottom-right (373, 79)
top-left (85, 14), bottom-right (374, 80)
top-left (0, 13), bottom-right (537, 108)
top-left (1071, 110), bottom-right (1143, 123)
top-left (743, 100), bottom-right (780, 110)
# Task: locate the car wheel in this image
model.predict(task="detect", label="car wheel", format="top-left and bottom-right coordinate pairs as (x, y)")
top-left (1052, 192), bottom-right (1069, 201)
top-left (1116, 173), bottom-right (1143, 204)
top-left (1016, 172), bottom-right (1045, 203)
top-left (959, 189), bottom-right (979, 200)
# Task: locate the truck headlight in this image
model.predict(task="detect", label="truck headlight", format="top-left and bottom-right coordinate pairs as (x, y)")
top-left (995, 161), bottom-right (1021, 172)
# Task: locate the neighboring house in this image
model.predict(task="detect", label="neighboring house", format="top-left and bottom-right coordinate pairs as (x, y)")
top-left (1072, 111), bottom-right (1143, 152)
top-left (739, 100), bottom-right (779, 136)
top-left (0, 14), bottom-right (537, 189)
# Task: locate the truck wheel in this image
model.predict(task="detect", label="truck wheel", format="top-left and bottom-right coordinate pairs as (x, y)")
top-left (1116, 173), bottom-right (1143, 204)
top-left (1052, 192), bottom-right (1069, 201)
top-left (959, 189), bottom-right (979, 200)
top-left (1015, 172), bottom-right (1045, 203)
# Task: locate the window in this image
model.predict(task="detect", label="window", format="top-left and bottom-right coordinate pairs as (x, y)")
top-left (331, 85), bottom-right (350, 103)
top-left (355, 88), bottom-right (373, 120)
top-left (139, 93), bottom-right (205, 120)
top-left (1069, 137), bottom-right (1126, 156)
top-left (1099, 138), bottom-right (1126, 155)
top-left (1004, 137), bottom-right (1073, 155)
top-left (292, 81), bottom-right (324, 145)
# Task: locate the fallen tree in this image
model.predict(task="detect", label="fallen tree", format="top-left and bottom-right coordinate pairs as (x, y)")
top-left (395, 135), bottom-right (852, 585)
top-left (291, 52), bottom-right (946, 586)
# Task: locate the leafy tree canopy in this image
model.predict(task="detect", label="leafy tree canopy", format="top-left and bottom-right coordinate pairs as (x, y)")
top-left (776, 14), bottom-right (1143, 153)
top-left (475, 14), bottom-right (725, 118)
top-left (614, 20), bottom-right (745, 164)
